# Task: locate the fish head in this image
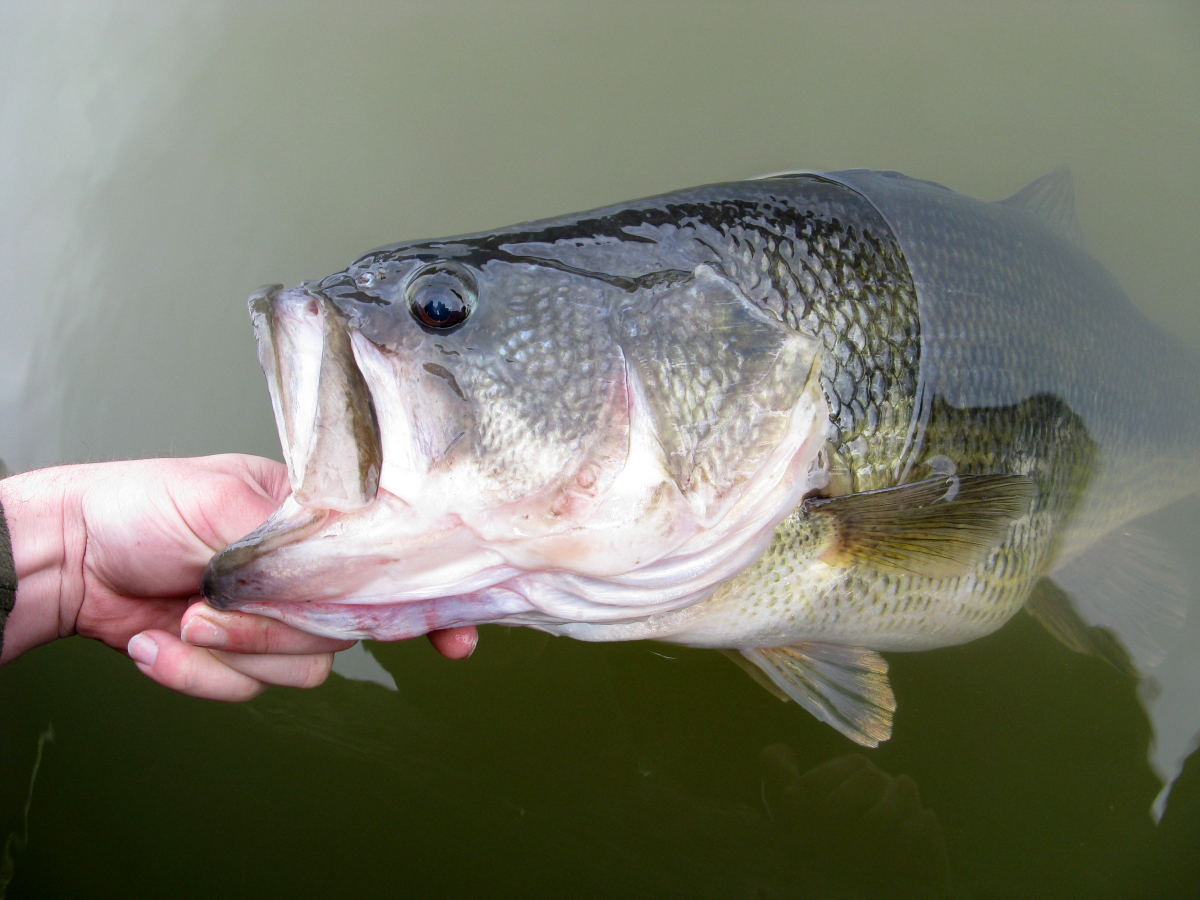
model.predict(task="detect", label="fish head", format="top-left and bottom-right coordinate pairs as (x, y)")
top-left (203, 208), bottom-right (829, 640)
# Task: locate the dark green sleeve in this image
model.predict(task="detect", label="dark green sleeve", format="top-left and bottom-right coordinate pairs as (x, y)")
top-left (0, 498), bottom-right (15, 657)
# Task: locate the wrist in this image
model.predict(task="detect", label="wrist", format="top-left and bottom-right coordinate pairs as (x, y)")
top-left (0, 466), bottom-right (87, 663)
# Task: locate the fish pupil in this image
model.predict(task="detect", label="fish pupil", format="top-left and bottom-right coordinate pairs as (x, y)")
top-left (415, 288), bottom-right (467, 327)
top-left (406, 264), bottom-right (475, 331)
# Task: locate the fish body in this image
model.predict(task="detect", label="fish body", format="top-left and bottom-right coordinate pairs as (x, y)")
top-left (203, 170), bottom-right (1200, 744)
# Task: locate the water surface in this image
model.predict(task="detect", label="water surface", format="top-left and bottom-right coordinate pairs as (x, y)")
top-left (1, 4), bottom-right (1198, 897)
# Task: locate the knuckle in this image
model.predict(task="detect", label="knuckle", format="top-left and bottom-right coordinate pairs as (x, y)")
top-left (160, 646), bottom-right (200, 693)
top-left (258, 618), bottom-right (284, 654)
top-left (298, 654), bottom-right (334, 689)
top-left (233, 680), bottom-right (268, 702)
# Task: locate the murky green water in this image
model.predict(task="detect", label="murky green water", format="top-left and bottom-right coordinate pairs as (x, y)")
top-left (1, 3), bottom-right (1198, 897)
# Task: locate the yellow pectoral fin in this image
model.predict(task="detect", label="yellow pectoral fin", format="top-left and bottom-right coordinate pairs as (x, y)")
top-left (807, 473), bottom-right (1036, 578)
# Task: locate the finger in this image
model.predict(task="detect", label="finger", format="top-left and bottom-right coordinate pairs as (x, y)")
top-left (796, 752), bottom-right (872, 795)
top-left (428, 625), bottom-right (478, 660)
top-left (128, 630), bottom-right (266, 701)
top-left (180, 601), bottom-right (354, 654)
top-left (129, 629), bottom-right (336, 699)
top-left (862, 773), bottom-right (922, 826)
top-left (826, 765), bottom-right (892, 819)
top-left (209, 647), bottom-right (334, 689)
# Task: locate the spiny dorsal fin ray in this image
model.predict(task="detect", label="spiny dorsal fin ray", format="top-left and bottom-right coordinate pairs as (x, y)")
top-left (997, 166), bottom-right (1085, 249)
top-left (740, 643), bottom-right (895, 747)
top-left (807, 474), bottom-right (1036, 578)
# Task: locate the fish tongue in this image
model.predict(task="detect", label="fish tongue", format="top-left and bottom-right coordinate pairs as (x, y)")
top-left (249, 285), bottom-right (382, 511)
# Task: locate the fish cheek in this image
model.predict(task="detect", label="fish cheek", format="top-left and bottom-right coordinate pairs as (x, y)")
top-left (450, 270), bottom-right (629, 510)
top-left (348, 331), bottom-right (478, 507)
top-left (613, 264), bottom-right (821, 523)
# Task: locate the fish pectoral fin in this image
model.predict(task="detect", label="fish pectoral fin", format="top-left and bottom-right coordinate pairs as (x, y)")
top-left (807, 473), bottom-right (1036, 578)
top-left (739, 644), bottom-right (895, 748)
top-left (1024, 578), bottom-right (1136, 676)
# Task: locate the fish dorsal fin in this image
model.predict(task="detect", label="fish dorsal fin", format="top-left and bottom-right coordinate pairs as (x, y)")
top-left (806, 474), bottom-right (1036, 578)
top-left (997, 166), bottom-right (1085, 249)
top-left (739, 643), bottom-right (895, 747)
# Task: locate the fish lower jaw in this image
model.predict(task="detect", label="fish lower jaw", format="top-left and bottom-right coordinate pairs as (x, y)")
top-left (234, 586), bottom-right (535, 642)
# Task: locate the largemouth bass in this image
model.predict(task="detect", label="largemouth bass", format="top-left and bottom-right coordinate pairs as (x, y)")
top-left (203, 169), bottom-right (1200, 746)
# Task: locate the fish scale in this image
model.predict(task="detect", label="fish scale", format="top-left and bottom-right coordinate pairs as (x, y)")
top-left (679, 393), bottom-right (1097, 654)
top-left (204, 169), bottom-right (1200, 749)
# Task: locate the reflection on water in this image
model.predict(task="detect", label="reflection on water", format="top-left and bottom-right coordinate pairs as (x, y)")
top-left (4, 622), bottom-right (1200, 898)
top-left (759, 747), bottom-right (952, 897)
top-left (1, 2), bottom-right (1198, 897)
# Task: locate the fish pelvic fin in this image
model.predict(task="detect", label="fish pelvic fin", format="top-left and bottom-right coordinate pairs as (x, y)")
top-left (739, 643), bottom-right (896, 747)
top-left (805, 473), bottom-right (1036, 578)
top-left (996, 166), bottom-right (1086, 249)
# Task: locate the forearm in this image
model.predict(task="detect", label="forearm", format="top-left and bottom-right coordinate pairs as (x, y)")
top-left (0, 467), bottom-right (86, 664)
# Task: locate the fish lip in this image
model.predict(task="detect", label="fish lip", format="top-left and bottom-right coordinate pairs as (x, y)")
top-left (248, 283), bottom-right (285, 316)
top-left (201, 542), bottom-right (263, 610)
top-left (200, 504), bottom-right (331, 610)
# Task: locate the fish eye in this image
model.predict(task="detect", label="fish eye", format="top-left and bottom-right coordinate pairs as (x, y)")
top-left (405, 264), bottom-right (476, 331)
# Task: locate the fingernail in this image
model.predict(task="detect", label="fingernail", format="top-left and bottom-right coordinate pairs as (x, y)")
top-left (181, 615), bottom-right (227, 649)
top-left (128, 633), bottom-right (159, 666)
top-left (461, 630), bottom-right (478, 658)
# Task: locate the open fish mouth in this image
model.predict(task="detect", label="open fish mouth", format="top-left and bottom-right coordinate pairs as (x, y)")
top-left (203, 283), bottom-right (399, 629)
top-left (203, 281), bottom-right (526, 621)
top-left (201, 265), bottom-right (829, 641)
top-left (201, 280), bottom-right (526, 634)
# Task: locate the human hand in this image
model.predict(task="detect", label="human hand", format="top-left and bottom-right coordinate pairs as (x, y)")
top-left (0, 454), bottom-right (478, 699)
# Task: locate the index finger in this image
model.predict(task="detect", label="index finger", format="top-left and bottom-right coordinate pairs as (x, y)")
top-left (180, 601), bottom-right (354, 654)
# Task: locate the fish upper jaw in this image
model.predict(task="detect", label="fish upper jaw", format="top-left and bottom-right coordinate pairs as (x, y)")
top-left (249, 284), bottom-right (382, 513)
